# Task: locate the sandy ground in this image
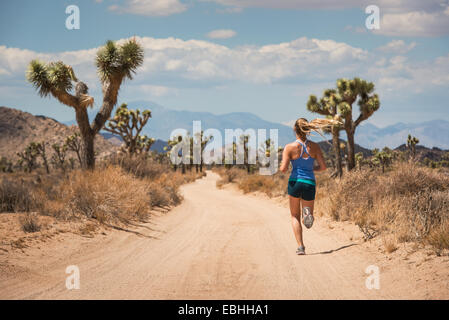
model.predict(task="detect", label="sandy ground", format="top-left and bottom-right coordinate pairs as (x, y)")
top-left (0, 171), bottom-right (448, 299)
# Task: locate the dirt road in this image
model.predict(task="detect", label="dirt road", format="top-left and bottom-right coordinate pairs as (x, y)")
top-left (0, 172), bottom-right (438, 299)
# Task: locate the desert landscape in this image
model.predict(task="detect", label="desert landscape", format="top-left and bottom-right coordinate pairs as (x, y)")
top-left (1, 1), bottom-right (449, 302)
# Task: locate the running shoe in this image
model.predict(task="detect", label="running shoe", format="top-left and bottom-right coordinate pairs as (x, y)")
top-left (296, 245), bottom-right (305, 255)
top-left (302, 207), bottom-right (314, 229)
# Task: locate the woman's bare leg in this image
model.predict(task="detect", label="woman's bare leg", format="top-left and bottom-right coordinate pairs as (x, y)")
top-left (289, 196), bottom-right (304, 247)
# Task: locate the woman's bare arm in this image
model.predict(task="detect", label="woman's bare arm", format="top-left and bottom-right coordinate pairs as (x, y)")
top-left (280, 145), bottom-right (290, 173)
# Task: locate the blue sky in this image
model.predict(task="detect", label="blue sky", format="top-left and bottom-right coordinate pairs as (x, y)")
top-left (1, 0), bottom-right (449, 127)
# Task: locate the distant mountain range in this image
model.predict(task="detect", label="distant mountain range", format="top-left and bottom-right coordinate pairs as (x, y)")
top-left (61, 100), bottom-right (449, 151)
top-left (355, 121), bottom-right (449, 149)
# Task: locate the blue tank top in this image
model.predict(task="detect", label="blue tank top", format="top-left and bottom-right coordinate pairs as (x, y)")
top-left (289, 139), bottom-right (316, 185)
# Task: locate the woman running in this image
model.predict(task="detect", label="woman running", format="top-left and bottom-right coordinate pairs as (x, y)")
top-left (280, 118), bottom-right (331, 255)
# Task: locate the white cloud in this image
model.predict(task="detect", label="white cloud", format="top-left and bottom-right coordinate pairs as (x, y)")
top-left (136, 85), bottom-right (174, 96)
top-left (205, 0), bottom-right (449, 37)
top-left (1, 36), bottom-right (449, 103)
top-left (377, 40), bottom-right (416, 54)
top-left (375, 10), bottom-right (449, 37)
top-left (206, 29), bottom-right (237, 39)
top-left (109, 0), bottom-right (187, 17)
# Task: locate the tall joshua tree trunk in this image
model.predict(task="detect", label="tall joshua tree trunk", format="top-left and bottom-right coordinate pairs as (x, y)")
top-left (307, 89), bottom-right (344, 177)
top-left (331, 127), bottom-right (343, 177)
top-left (345, 125), bottom-right (356, 171)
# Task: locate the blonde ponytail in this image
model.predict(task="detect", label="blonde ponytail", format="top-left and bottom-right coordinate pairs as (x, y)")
top-left (294, 117), bottom-right (341, 140)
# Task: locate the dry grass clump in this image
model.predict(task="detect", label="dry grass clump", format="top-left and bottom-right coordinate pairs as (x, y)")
top-left (238, 175), bottom-right (278, 196)
top-left (108, 154), bottom-right (167, 180)
top-left (0, 176), bottom-right (40, 212)
top-left (215, 167), bottom-right (289, 197)
top-left (215, 167), bottom-right (241, 188)
top-left (382, 236), bottom-right (398, 253)
top-left (51, 166), bottom-right (150, 223)
top-left (19, 212), bottom-right (41, 233)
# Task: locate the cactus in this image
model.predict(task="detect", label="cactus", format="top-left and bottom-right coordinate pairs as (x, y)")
top-left (307, 89), bottom-right (344, 177)
top-left (26, 39), bottom-right (144, 170)
top-left (407, 134), bottom-right (419, 159)
top-left (104, 103), bottom-right (154, 155)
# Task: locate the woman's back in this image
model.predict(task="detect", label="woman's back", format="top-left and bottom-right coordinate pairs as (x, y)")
top-left (289, 139), bottom-right (316, 183)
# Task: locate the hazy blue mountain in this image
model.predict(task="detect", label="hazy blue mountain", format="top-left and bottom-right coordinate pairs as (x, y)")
top-left (124, 100), bottom-right (298, 147)
top-left (356, 120), bottom-right (449, 149)
top-left (69, 101), bottom-right (449, 150)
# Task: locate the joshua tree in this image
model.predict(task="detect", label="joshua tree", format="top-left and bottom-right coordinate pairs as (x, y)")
top-left (309, 78), bottom-right (380, 172)
top-left (35, 142), bottom-right (50, 174)
top-left (307, 89), bottom-right (344, 177)
top-left (335, 78), bottom-right (380, 170)
top-left (65, 132), bottom-right (82, 166)
top-left (240, 134), bottom-right (252, 174)
top-left (195, 131), bottom-right (211, 172)
top-left (104, 103), bottom-right (154, 155)
top-left (17, 143), bottom-right (40, 173)
top-left (355, 152), bottom-right (364, 171)
top-left (51, 143), bottom-right (67, 172)
top-left (372, 147), bottom-right (393, 173)
top-left (26, 39), bottom-right (144, 170)
top-left (68, 157), bottom-right (76, 170)
top-left (0, 157), bottom-right (13, 173)
top-left (166, 136), bottom-right (184, 173)
top-left (407, 134), bottom-right (419, 159)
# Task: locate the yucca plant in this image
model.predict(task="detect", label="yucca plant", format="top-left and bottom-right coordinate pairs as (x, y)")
top-left (407, 134), bottom-right (419, 159)
top-left (51, 143), bottom-right (67, 172)
top-left (26, 39), bottom-right (144, 169)
top-left (355, 152), bottom-right (364, 171)
top-left (373, 147), bottom-right (393, 173)
top-left (17, 142), bottom-right (40, 173)
top-left (35, 141), bottom-right (50, 174)
top-left (0, 157), bottom-right (13, 173)
top-left (104, 103), bottom-right (154, 155)
top-left (65, 132), bottom-right (82, 166)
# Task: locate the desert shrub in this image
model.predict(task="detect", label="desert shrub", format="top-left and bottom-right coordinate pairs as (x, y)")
top-left (238, 174), bottom-right (278, 196)
top-left (108, 154), bottom-right (166, 180)
top-left (51, 166), bottom-right (150, 223)
top-left (215, 167), bottom-right (242, 188)
top-left (0, 177), bottom-right (39, 212)
top-left (147, 182), bottom-right (172, 207)
top-left (425, 220), bottom-right (449, 255)
top-left (19, 213), bottom-right (41, 233)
